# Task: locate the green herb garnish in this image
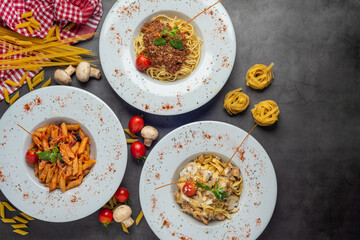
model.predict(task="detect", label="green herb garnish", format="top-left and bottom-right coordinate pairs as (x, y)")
top-left (169, 39), bottom-right (184, 50)
top-left (154, 26), bottom-right (184, 50)
top-left (36, 143), bottom-right (63, 164)
top-left (196, 180), bottom-right (229, 202)
top-left (154, 38), bottom-right (167, 46)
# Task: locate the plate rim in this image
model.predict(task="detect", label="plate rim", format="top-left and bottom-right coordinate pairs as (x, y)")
top-left (139, 120), bottom-right (277, 240)
top-left (99, 0), bottom-right (237, 116)
top-left (0, 86), bottom-right (128, 222)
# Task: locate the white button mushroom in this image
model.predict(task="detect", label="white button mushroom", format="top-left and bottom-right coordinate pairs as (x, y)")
top-left (113, 205), bottom-right (134, 228)
top-left (76, 62), bottom-right (101, 82)
top-left (54, 65), bottom-right (76, 85)
top-left (141, 126), bottom-right (158, 147)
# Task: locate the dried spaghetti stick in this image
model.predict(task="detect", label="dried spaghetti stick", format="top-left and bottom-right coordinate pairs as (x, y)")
top-left (55, 25), bottom-right (61, 40)
top-left (4, 80), bottom-right (19, 87)
top-left (1, 35), bottom-right (17, 42)
top-left (13, 229), bottom-right (28, 235)
top-left (11, 224), bottom-right (28, 229)
top-left (28, 18), bottom-right (40, 26)
top-left (2, 202), bottom-right (16, 211)
top-left (15, 22), bottom-right (30, 29)
top-left (21, 12), bottom-right (33, 19)
top-left (41, 78), bottom-right (51, 88)
top-left (9, 91), bottom-right (19, 105)
top-left (26, 77), bottom-right (34, 91)
top-left (19, 72), bottom-right (28, 85)
top-left (2, 87), bottom-right (10, 103)
top-left (1, 218), bottom-right (16, 223)
top-left (17, 40), bottom-right (32, 46)
top-left (13, 216), bottom-right (29, 224)
top-left (136, 210), bottom-right (143, 225)
top-left (27, 25), bottom-right (34, 34)
top-left (0, 202), bottom-right (5, 218)
top-left (64, 22), bottom-right (76, 31)
top-left (121, 222), bottom-right (129, 234)
top-left (20, 212), bottom-right (34, 221)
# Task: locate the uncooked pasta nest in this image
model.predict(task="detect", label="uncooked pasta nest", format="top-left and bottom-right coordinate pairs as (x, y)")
top-left (223, 88), bottom-right (250, 115)
top-left (246, 63), bottom-right (274, 90)
top-left (251, 100), bottom-right (280, 126)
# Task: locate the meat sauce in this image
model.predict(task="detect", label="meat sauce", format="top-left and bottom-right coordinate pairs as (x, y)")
top-left (141, 19), bottom-right (190, 74)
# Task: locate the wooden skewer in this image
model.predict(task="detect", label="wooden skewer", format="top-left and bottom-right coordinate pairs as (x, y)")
top-left (138, 27), bottom-right (162, 38)
top-left (17, 124), bottom-right (32, 136)
top-left (219, 123), bottom-right (258, 176)
top-left (186, 0), bottom-right (224, 24)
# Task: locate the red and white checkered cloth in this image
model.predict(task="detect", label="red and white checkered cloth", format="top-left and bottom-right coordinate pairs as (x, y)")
top-left (0, 0), bottom-right (103, 101)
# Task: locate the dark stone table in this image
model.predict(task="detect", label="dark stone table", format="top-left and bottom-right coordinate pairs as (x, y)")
top-left (1, 0), bottom-right (359, 239)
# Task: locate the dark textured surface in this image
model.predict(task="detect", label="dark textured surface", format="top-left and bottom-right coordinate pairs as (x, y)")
top-left (1, 0), bottom-right (360, 239)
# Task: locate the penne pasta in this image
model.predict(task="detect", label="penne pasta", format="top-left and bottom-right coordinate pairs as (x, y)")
top-left (77, 137), bottom-right (88, 154)
top-left (2, 202), bottom-right (15, 211)
top-left (2, 218), bottom-right (16, 223)
top-left (21, 12), bottom-right (33, 19)
top-left (13, 216), bottom-right (28, 224)
top-left (0, 202), bottom-right (5, 218)
top-left (13, 229), bottom-right (28, 235)
top-left (28, 123), bottom-right (94, 192)
top-left (11, 224), bottom-right (28, 229)
top-left (20, 212), bottom-right (34, 221)
top-left (2, 87), bottom-right (10, 103)
top-left (66, 124), bottom-right (80, 131)
top-left (82, 159), bottom-right (96, 171)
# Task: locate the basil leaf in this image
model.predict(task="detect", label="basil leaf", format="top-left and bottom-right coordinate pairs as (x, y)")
top-left (36, 151), bottom-right (53, 161)
top-left (50, 154), bottom-right (57, 164)
top-left (215, 180), bottom-right (218, 189)
top-left (218, 190), bottom-right (229, 201)
top-left (196, 182), bottom-right (212, 191)
top-left (169, 31), bottom-right (177, 37)
top-left (213, 189), bottom-right (221, 201)
top-left (169, 39), bottom-right (183, 50)
top-left (161, 28), bottom-right (168, 37)
top-left (154, 38), bottom-right (167, 46)
top-left (173, 26), bottom-right (179, 32)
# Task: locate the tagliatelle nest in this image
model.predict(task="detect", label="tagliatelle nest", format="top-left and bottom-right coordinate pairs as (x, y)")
top-left (223, 88), bottom-right (250, 115)
top-left (251, 100), bottom-right (280, 126)
top-left (246, 63), bottom-right (274, 90)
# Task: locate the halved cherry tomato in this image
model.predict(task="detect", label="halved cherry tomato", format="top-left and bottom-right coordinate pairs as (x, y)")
top-left (98, 208), bottom-right (113, 227)
top-left (114, 187), bottom-right (130, 203)
top-left (26, 150), bottom-right (39, 164)
top-left (136, 54), bottom-right (151, 71)
top-left (128, 116), bottom-right (144, 134)
top-left (182, 182), bottom-right (197, 197)
top-left (130, 141), bottom-right (146, 159)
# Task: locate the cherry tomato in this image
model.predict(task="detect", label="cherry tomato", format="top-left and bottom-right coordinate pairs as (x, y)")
top-left (98, 208), bottom-right (113, 227)
top-left (114, 187), bottom-right (130, 203)
top-left (26, 150), bottom-right (39, 164)
top-left (130, 141), bottom-right (146, 159)
top-left (136, 54), bottom-right (151, 71)
top-left (182, 182), bottom-right (197, 197)
top-left (128, 116), bottom-right (144, 134)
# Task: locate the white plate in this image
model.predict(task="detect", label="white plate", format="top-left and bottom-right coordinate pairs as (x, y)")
top-left (100, 0), bottom-right (236, 115)
top-left (0, 86), bottom-right (127, 222)
top-left (139, 121), bottom-right (277, 240)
